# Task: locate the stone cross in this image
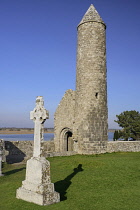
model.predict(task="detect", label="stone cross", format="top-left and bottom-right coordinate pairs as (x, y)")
top-left (30, 96), bottom-right (49, 157)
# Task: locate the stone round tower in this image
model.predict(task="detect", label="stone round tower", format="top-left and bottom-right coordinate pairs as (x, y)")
top-left (74, 4), bottom-right (108, 154)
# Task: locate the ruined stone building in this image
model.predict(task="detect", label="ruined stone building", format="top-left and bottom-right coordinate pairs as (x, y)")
top-left (54, 4), bottom-right (108, 154)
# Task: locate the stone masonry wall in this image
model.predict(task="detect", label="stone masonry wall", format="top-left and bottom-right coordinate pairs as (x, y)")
top-left (54, 89), bottom-right (75, 152)
top-left (5, 140), bottom-right (55, 163)
top-left (2, 140), bottom-right (140, 163)
top-left (107, 141), bottom-right (140, 153)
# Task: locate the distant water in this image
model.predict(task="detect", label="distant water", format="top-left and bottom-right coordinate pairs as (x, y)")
top-left (0, 132), bottom-right (114, 141)
top-left (0, 133), bottom-right (54, 141)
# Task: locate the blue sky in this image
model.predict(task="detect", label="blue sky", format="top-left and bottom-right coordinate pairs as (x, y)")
top-left (0, 0), bottom-right (140, 129)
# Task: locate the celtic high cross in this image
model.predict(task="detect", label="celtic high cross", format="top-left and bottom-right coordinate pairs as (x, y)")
top-left (30, 96), bottom-right (49, 157)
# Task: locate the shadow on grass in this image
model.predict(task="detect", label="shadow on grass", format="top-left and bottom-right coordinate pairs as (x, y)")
top-left (54, 164), bottom-right (84, 201)
top-left (4, 167), bottom-right (26, 176)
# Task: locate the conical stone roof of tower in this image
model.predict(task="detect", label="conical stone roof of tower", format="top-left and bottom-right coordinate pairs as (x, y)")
top-left (78, 4), bottom-right (105, 26)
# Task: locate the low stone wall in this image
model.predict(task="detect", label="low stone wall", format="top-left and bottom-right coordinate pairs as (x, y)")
top-left (3, 140), bottom-right (140, 163)
top-left (107, 141), bottom-right (140, 153)
top-left (5, 140), bottom-right (55, 163)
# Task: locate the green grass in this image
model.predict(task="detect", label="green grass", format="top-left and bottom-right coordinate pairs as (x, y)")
top-left (1, 152), bottom-right (140, 210)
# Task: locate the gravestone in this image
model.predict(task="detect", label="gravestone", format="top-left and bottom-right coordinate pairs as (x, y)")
top-left (0, 139), bottom-right (5, 176)
top-left (0, 146), bottom-right (3, 176)
top-left (16, 96), bottom-right (60, 206)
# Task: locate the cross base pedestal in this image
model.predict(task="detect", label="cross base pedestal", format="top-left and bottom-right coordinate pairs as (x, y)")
top-left (16, 157), bottom-right (60, 206)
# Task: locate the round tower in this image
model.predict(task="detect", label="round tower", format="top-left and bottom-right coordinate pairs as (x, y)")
top-left (74, 4), bottom-right (108, 154)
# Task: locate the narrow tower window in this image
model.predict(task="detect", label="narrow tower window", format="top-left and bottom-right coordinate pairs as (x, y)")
top-left (95, 92), bottom-right (98, 99)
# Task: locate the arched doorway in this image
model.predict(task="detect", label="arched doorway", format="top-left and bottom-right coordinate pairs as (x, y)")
top-left (60, 128), bottom-right (73, 152)
top-left (64, 131), bottom-right (73, 151)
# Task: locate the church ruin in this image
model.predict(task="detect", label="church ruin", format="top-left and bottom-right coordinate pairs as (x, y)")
top-left (54, 4), bottom-right (108, 154)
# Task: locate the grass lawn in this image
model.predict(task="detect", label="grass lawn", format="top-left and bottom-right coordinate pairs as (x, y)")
top-left (0, 152), bottom-right (140, 210)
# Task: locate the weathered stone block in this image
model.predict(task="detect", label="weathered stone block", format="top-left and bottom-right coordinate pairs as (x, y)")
top-left (16, 157), bottom-right (60, 206)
